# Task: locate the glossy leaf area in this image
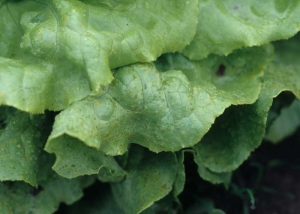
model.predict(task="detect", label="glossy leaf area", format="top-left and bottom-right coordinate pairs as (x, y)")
top-left (182, 0), bottom-right (300, 60)
top-left (0, 0), bottom-right (198, 113)
top-left (46, 45), bottom-right (272, 157)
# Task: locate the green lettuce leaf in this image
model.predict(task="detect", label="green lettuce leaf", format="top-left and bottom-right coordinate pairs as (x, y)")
top-left (173, 152), bottom-right (186, 197)
top-left (60, 183), bottom-right (178, 214)
top-left (0, 174), bottom-right (95, 214)
top-left (193, 35), bottom-right (300, 174)
top-left (265, 99), bottom-right (300, 143)
top-left (111, 146), bottom-right (178, 214)
top-left (193, 103), bottom-right (268, 174)
top-left (0, 111), bottom-right (54, 186)
top-left (46, 46), bottom-right (272, 155)
top-left (0, 0), bottom-right (198, 113)
top-left (193, 150), bottom-right (231, 185)
top-left (0, 0), bottom-right (93, 113)
top-left (182, 0), bottom-right (300, 60)
top-left (45, 135), bottom-right (126, 181)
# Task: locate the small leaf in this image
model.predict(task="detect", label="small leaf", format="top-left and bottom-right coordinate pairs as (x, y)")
top-left (193, 150), bottom-right (231, 185)
top-left (265, 99), bottom-right (300, 143)
top-left (45, 135), bottom-right (126, 181)
top-left (111, 146), bottom-right (177, 214)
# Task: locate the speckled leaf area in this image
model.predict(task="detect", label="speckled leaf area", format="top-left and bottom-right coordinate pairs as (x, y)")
top-left (46, 45), bottom-right (271, 156)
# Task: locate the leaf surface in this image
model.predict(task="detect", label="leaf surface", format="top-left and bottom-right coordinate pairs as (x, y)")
top-left (193, 35), bottom-right (300, 174)
top-left (47, 46), bottom-right (272, 155)
top-left (0, 111), bottom-right (54, 186)
top-left (193, 150), bottom-right (231, 185)
top-left (0, 174), bottom-right (95, 214)
top-left (0, 0), bottom-right (198, 113)
top-left (45, 135), bottom-right (126, 181)
top-left (265, 99), bottom-right (300, 143)
top-left (173, 152), bottom-right (186, 197)
top-left (182, 0), bottom-right (300, 60)
top-left (111, 146), bottom-right (177, 214)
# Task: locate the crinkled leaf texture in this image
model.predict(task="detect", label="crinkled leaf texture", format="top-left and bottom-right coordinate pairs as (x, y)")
top-left (193, 35), bottom-right (300, 176)
top-left (182, 0), bottom-right (300, 60)
top-left (0, 0), bottom-right (198, 113)
top-left (46, 45), bottom-right (272, 156)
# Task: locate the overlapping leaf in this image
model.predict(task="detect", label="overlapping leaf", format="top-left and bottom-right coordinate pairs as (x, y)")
top-left (0, 111), bottom-right (54, 186)
top-left (111, 146), bottom-right (178, 214)
top-left (0, 174), bottom-right (95, 214)
top-left (265, 99), bottom-right (300, 143)
top-left (45, 135), bottom-right (126, 181)
top-left (193, 150), bottom-right (231, 185)
top-left (0, 0), bottom-right (92, 113)
top-left (193, 35), bottom-right (300, 176)
top-left (46, 46), bottom-right (272, 156)
top-left (0, 0), bottom-right (198, 113)
top-left (1, 1), bottom-right (300, 212)
top-left (182, 0), bottom-right (300, 60)
top-left (173, 152), bottom-right (186, 197)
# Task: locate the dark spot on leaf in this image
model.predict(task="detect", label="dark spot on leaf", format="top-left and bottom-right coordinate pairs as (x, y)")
top-left (216, 64), bottom-right (226, 77)
top-left (233, 5), bottom-right (239, 10)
